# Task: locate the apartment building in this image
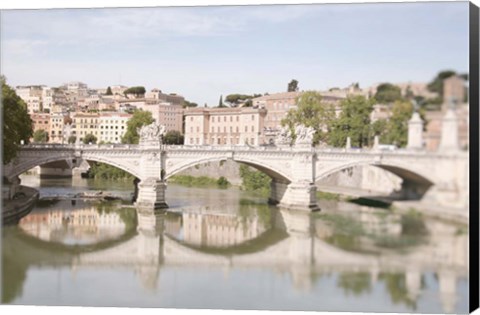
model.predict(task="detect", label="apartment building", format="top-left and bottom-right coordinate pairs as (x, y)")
top-left (30, 113), bottom-right (51, 140)
top-left (98, 112), bottom-right (132, 143)
top-left (184, 107), bottom-right (267, 146)
top-left (49, 113), bottom-right (70, 143)
top-left (142, 103), bottom-right (184, 132)
top-left (16, 85), bottom-right (44, 114)
top-left (72, 112), bottom-right (100, 143)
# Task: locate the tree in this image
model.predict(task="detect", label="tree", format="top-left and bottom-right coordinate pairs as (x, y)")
top-left (105, 86), bottom-right (113, 95)
top-left (2, 76), bottom-right (33, 164)
top-left (288, 79), bottom-right (299, 92)
top-left (33, 129), bottom-right (49, 143)
top-left (329, 96), bottom-right (375, 148)
top-left (281, 91), bottom-right (334, 145)
top-left (163, 130), bottom-right (184, 145)
top-left (374, 83), bottom-right (403, 104)
top-left (381, 100), bottom-right (414, 147)
top-left (121, 110), bottom-right (154, 144)
top-left (83, 133), bottom-right (97, 144)
top-left (68, 136), bottom-right (77, 144)
top-left (427, 70), bottom-right (456, 95)
top-left (183, 100), bottom-right (198, 108)
top-left (218, 95), bottom-right (226, 108)
top-left (123, 86), bottom-right (146, 97)
top-left (225, 94), bottom-right (250, 106)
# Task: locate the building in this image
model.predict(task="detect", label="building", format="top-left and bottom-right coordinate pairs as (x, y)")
top-left (30, 113), bottom-right (51, 141)
top-left (184, 107), bottom-right (267, 146)
top-left (145, 88), bottom-right (185, 106)
top-left (49, 113), bottom-right (70, 143)
top-left (443, 76), bottom-right (466, 108)
top-left (16, 85), bottom-right (44, 114)
top-left (72, 112), bottom-right (100, 143)
top-left (98, 112), bottom-right (132, 143)
top-left (142, 103), bottom-right (184, 133)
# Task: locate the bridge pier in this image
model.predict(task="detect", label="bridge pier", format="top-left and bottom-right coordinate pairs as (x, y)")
top-left (269, 180), bottom-right (320, 212)
top-left (135, 177), bottom-right (168, 210)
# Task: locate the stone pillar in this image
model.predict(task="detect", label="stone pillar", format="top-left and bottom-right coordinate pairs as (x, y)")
top-left (407, 111), bottom-right (423, 150)
top-left (346, 137), bottom-right (351, 149)
top-left (135, 177), bottom-right (168, 210)
top-left (373, 135), bottom-right (380, 149)
top-left (269, 180), bottom-right (319, 211)
top-left (9, 176), bottom-right (21, 200)
top-left (439, 108), bottom-right (459, 152)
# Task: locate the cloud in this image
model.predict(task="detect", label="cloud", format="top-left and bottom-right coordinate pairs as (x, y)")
top-left (2, 39), bottom-right (48, 56)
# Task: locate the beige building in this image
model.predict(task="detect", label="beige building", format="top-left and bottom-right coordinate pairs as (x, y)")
top-left (49, 113), bottom-right (70, 143)
top-left (184, 107), bottom-right (267, 146)
top-left (141, 103), bottom-right (184, 132)
top-left (98, 112), bottom-right (132, 143)
top-left (145, 88), bottom-right (185, 106)
top-left (72, 112), bottom-right (100, 143)
top-left (443, 75), bottom-right (466, 108)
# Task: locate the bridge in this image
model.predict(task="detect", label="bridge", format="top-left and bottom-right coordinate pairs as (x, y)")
top-left (3, 139), bottom-right (468, 212)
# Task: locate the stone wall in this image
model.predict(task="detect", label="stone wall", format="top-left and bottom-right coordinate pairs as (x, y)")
top-left (176, 160), bottom-right (243, 185)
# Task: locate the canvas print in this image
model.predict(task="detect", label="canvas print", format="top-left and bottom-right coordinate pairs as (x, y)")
top-left (0, 2), bottom-right (474, 314)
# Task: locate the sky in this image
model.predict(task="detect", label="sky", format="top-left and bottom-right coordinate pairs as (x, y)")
top-left (0, 2), bottom-right (470, 106)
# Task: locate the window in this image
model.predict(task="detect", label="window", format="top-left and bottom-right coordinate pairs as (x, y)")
top-left (236, 116), bottom-right (239, 122)
top-left (212, 117), bottom-right (215, 122)
top-left (224, 116), bottom-right (226, 122)
top-left (252, 115), bottom-right (254, 121)
top-left (252, 126), bottom-right (254, 132)
top-left (245, 126), bottom-right (248, 132)
top-left (230, 116), bottom-right (232, 122)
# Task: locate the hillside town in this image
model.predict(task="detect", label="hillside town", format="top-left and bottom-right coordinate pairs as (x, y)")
top-left (17, 73), bottom-right (469, 152)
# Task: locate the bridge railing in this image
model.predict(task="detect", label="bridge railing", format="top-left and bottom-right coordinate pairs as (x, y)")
top-left (20, 143), bottom-right (461, 157)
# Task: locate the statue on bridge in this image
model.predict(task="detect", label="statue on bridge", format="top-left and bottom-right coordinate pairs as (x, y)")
top-left (294, 124), bottom-right (315, 146)
top-left (275, 126), bottom-right (293, 146)
top-left (138, 122), bottom-right (166, 144)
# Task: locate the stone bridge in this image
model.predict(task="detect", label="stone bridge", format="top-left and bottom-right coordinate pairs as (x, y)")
top-left (3, 140), bottom-right (468, 211)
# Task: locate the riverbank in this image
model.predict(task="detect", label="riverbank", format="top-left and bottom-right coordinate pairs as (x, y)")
top-left (2, 186), bottom-right (39, 225)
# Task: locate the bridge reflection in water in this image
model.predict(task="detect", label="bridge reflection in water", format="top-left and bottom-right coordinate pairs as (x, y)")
top-left (2, 198), bottom-right (468, 313)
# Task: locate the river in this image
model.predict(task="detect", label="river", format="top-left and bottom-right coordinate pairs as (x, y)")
top-left (1, 175), bottom-right (469, 313)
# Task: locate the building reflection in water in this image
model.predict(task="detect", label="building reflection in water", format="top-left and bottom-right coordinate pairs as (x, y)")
top-left (18, 199), bottom-right (129, 245)
top-left (4, 199), bottom-right (469, 313)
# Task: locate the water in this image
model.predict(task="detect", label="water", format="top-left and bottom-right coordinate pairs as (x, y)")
top-left (1, 175), bottom-right (469, 313)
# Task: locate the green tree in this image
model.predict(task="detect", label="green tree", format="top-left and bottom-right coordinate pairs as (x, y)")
top-left (287, 79), bottom-right (299, 92)
top-left (374, 83), bottom-right (403, 104)
top-left (105, 86), bottom-right (113, 95)
top-left (68, 136), bottom-right (77, 144)
top-left (123, 86), bottom-right (146, 97)
top-left (83, 133), bottom-right (97, 144)
top-left (2, 76), bottom-right (33, 164)
top-left (163, 130), bottom-right (184, 145)
top-left (381, 100), bottom-right (414, 147)
top-left (183, 100), bottom-right (198, 108)
top-left (281, 91), bottom-right (334, 145)
top-left (218, 95), bottom-right (226, 108)
top-left (33, 129), bottom-right (49, 143)
top-left (121, 110), bottom-right (154, 144)
top-left (329, 96), bottom-right (374, 148)
top-left (427, 70), bottom-right (456, 96)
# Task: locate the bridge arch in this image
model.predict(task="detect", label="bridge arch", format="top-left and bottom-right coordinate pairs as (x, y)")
top-left (9, 153), bottom-right (142, 180)
top-left (166, 156), bottom-right (292, 183)
top-left (315, 160), bottom-right (435, 199)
